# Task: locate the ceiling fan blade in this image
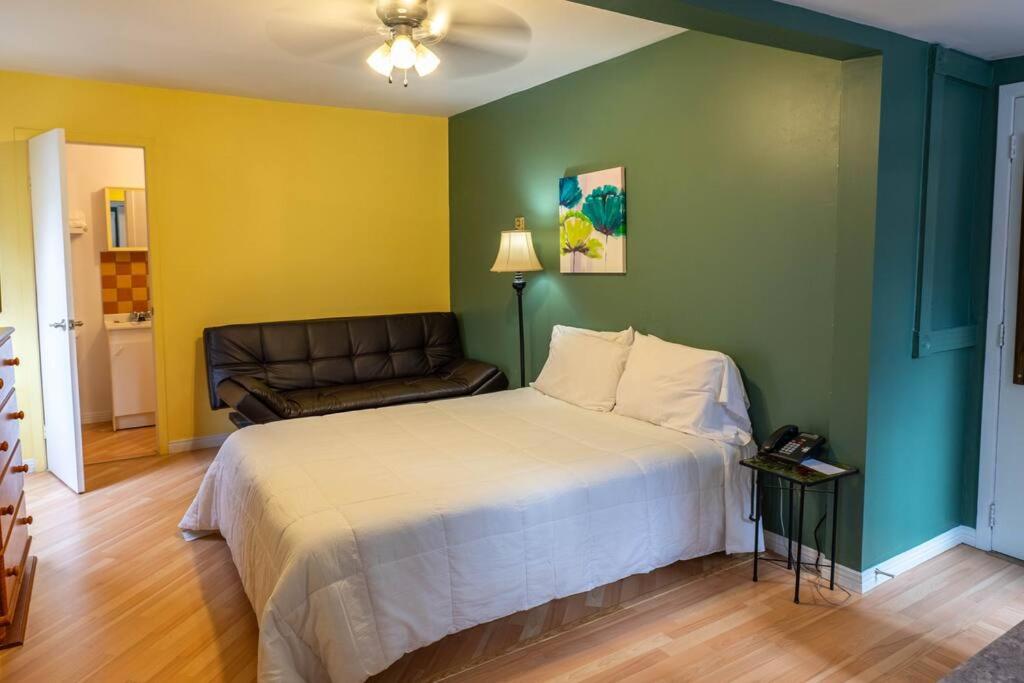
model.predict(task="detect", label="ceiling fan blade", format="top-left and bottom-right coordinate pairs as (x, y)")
top-left (445, 18), bottom-right (530, 41)
top-left (267, 19), bottom-right (375, 58)
top-left (423, 1), bottom-right (530, 44)
top-left (266, 1), bottom-right (380, 61)
top-left (431, 35), bottom-right (527, 77)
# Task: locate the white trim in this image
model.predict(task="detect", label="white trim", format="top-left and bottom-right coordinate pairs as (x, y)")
top-left (858, 526), bottom-right (976, 593)
top-left (763, 525), bottom-right (976, 594)
top-left (168, 432), bottom-right (229, 454)
top-left (79, 409), bottom-right (112, 424)
top-left (977, 81), bottom-right (1024, 550)
top-left (763, 530), bottom-right (862, 594)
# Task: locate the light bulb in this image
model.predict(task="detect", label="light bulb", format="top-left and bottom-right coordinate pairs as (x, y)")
top-left (367, 43), bottom-right (393, 77)
top-left (390, 34), bottom-right (417, 70)
top-left (414, 44), bottom-right (440, 77)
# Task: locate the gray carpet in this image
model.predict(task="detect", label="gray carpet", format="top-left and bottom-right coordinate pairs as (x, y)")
top-left (945, 620), bottom-right (1024, 682)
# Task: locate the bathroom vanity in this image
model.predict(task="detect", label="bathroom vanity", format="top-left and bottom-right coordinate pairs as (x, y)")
top-left (104, 315), bottom-right (156, 430)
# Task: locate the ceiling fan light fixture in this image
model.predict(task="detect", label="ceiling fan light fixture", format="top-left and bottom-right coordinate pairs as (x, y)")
top-left (414, 44), bottom-right (440, 77)
top-left (390, 32), bottom-right (418, 70)
top-left (366, 43), bottom-right (394, 77)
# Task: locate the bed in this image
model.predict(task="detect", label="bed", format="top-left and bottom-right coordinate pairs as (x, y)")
top-left (180, 387), bottom-right (758, 682)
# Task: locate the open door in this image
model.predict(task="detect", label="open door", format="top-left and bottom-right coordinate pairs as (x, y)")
top-left (29, 129), bottom-right (85, 493)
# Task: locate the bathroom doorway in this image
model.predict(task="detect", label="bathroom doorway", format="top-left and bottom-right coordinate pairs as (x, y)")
top-left (66, 143), bottom-right (157, 467)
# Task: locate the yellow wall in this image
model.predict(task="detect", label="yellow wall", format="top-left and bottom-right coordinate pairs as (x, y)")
top-left (0, 70), bottom-right (450, 468)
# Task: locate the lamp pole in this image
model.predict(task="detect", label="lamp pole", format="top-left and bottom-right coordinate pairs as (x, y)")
top-left (513, 272), bottom-right (526, 387)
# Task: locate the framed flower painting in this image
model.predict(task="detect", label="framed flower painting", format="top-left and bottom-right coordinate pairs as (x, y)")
top-left (558, 167), bottom-right (626, 274)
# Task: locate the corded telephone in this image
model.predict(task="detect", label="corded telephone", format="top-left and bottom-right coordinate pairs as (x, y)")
top-left (759, 425), bottom-right (827, 465)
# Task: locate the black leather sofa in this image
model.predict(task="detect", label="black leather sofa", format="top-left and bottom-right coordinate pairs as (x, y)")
top-left (204, 312), bottom-right (508, 427)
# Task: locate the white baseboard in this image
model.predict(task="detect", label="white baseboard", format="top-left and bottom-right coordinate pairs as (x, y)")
top-left (80, 410), bottom-right (112, 425)
top-left (763, 524), bottom-right (976, 594)
top-left (763, 530), bottom-right (863, 594)
top-left (168, 433), bottom-right (230, 454)
top-left (858, 525), bottom-right (976, 593)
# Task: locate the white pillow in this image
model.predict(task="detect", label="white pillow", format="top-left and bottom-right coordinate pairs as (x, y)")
top-left (613, 333), bottom-right (752, 445)
top-left (532, 332), bottom-right (632, 411)
top-left (551, 324), bottom-right (634, 346)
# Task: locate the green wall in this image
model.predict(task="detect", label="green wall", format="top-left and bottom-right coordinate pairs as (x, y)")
top-left (450, 31), bottom-right (877, 567)
top-left (569, 0), bottom-right (997, 571)
top-left (452, 0), bottom-right (1004, 573)
top-left (829, 55), bottom-right (883, 559)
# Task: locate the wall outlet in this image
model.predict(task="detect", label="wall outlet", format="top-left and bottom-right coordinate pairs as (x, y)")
top-left (23, 459), bottom-right (37, 474)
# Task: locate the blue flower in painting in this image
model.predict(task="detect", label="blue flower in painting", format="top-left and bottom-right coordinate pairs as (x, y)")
top-left (559, 176), bottom-right (583, 209)
top-left (582, 185), bottom-right (625, 237)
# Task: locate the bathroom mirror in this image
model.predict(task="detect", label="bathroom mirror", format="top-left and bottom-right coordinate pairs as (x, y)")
top-left (104, 187), bottom-right (148, 251)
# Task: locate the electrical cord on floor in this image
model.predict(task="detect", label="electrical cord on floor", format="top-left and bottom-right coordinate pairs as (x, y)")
top-left (811, 511), bottom-right (852, 606)
top-left (775, 483), bottom-right (851, 606)
top-left (779, 486), bottom-right (786, 546)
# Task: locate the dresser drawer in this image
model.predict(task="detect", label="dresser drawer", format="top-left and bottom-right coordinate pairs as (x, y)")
top-left (0, 391), bottom-right (20, 462)
top-left (0, 338), bottom-right (15, 405)
top-left (0, 442), bottom-right (25, 542)
top-left (0, 492), bottom-right (30, 622)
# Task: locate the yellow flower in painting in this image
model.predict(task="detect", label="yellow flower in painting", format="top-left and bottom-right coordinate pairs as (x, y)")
top-left (560, 211), bottom-right (603, 259)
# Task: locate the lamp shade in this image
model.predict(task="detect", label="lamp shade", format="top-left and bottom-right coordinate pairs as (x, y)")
top-left (490, 230), bottom-right (543, 273)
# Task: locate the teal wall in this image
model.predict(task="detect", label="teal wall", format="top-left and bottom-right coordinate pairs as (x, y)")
top-left (995, 56), bottom-right (1024, 85)
top-left (450, 31), bottom-right (876, 567)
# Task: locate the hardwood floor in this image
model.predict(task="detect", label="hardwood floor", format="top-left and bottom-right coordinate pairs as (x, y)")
top-left (0, 450), bottom-right (258, 682)
top-left (1, 449), bottom-right (1021, 682)
top-left (81, 421), bottom-right (158, 466)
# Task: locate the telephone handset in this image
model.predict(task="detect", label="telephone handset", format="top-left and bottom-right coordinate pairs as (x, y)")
top-left (760, 424), bottom-right (827, 465)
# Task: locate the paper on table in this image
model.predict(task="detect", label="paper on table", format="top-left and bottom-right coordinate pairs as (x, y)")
top-left (803, 459), bottom-right (845, 476)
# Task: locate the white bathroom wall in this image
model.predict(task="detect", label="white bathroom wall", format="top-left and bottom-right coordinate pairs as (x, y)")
top-left (66, 144), bottom-right (145, 424)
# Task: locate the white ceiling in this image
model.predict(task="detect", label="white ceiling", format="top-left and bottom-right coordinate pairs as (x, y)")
top-left (0, 0), bottom-right (683, 117)
top-left (776, 0), bottom-right (1024, 60)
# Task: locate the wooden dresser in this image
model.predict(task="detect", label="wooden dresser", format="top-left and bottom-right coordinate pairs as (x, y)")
top-left (0, 327), bottom-right (36, 648)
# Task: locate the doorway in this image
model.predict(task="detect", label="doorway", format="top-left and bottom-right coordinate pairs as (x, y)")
top-left (29, 132), bottom-right (158, 493)
top-left (979, 81), bottom-right (1024, 561)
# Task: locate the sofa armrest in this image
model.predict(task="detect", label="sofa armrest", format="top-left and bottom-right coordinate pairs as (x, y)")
top-left (216, 377), bottom-right (290, 424)
top-left (439, 358), bottom-right (508, 395)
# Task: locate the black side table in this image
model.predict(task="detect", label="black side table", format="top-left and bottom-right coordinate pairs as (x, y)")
top-left (739, 455), bottom-right (859, 604)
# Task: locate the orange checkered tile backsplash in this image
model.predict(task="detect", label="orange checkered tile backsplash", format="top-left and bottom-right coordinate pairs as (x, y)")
top-left (100, 251), bottom-right (150, 315)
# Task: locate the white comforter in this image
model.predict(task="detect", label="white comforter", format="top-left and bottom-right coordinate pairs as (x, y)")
top-left (181, 388), bottom-right (757, 682)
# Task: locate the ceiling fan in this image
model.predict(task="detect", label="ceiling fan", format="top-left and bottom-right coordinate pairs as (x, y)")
top-left (267, 0), bottom-right (532, 87)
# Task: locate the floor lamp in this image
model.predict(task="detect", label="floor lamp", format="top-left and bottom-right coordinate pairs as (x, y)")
top-left (490, 217), bottom-right (543, 387)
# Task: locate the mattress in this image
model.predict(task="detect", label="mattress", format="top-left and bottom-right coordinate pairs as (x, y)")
top-left (180, 387), bottom-right (758, 682)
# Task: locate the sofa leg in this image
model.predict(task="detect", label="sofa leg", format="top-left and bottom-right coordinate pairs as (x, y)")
top-left (228, 412), bottom-right (255, 429)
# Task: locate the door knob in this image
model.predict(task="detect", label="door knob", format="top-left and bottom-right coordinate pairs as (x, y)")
top-left (69, 319), bottom-right (84, 329)
top-left (50, 319), bottom-right (67, 331)
top-left (9, 411), bottom-right (25, 421)
top-left (0, 441), bottom-right (7, 452)
top-left (5, 567), bottom-right (17, 578)
top-left (0, 505), bottom-right (12, 516)
top-left (1, 357), bottom-right (18, 366)
top-left (18, 515), bottom-right (32, 526)
top-left (10, 464), bottom-right (28, 473)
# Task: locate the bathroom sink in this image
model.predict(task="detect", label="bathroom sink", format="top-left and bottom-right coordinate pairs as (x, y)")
top-left (104, 315), bottom-right (153, 331)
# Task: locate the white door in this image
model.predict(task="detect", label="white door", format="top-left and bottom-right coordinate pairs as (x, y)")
top-left (990, 94), bottom-right (1024, 560)
top-left (29, 129), bottom-right (85, 493)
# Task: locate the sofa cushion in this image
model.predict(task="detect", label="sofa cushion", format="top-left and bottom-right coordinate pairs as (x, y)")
top-left (283, 377), bottom-right (467, 418)
top-left (204, 312), bottom-right (463, 409)
top-left (223, 360), bottom-right (508, 421)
